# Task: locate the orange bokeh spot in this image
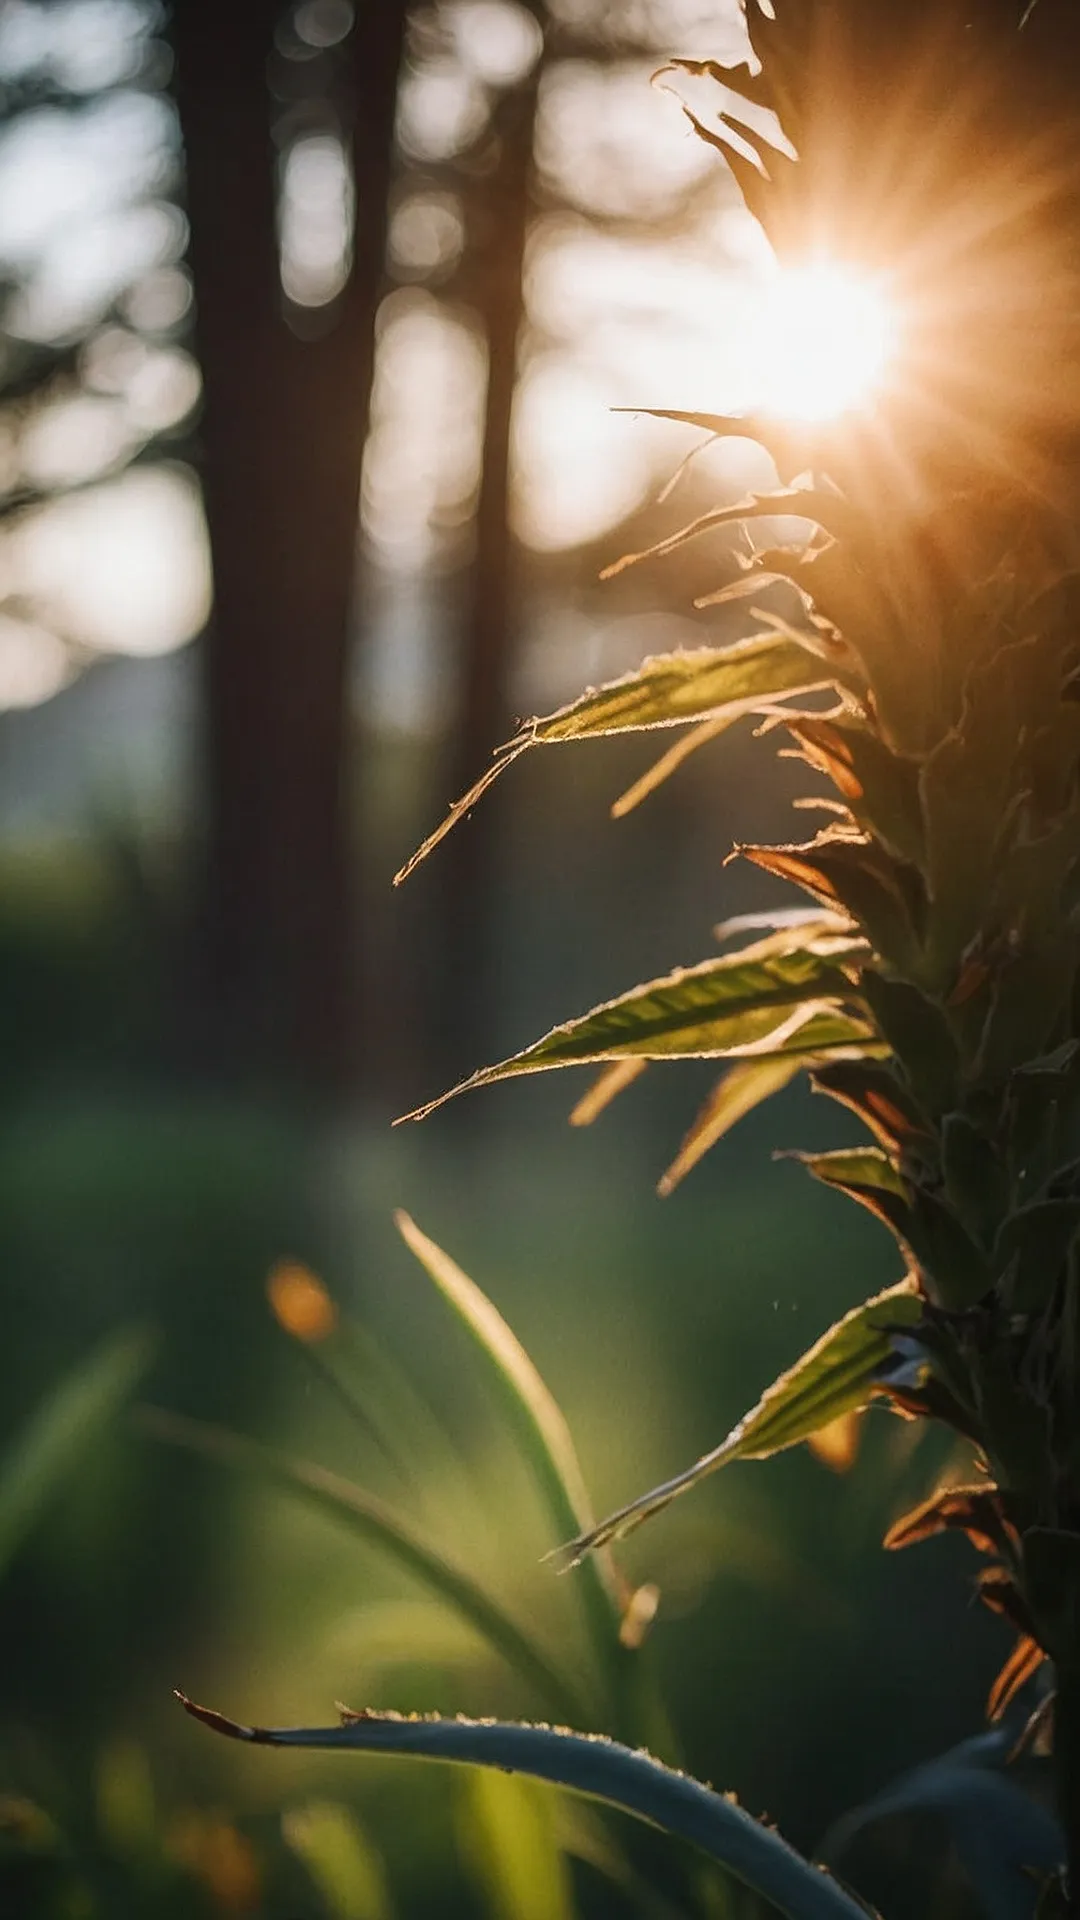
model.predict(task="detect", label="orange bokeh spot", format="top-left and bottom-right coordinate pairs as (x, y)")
top-left (267, 1260), bottom-right (338, 1344)
top-left (807, 1408), bottom-right (863, 1474)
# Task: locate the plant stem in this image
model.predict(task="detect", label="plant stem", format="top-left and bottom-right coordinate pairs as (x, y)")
top-left (1056, 1665), bottom-right (1080, 1911)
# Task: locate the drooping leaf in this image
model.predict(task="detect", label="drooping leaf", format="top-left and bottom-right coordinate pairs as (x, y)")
top-left (987, 1636), bottom-right (1045, 1723)
top-left (739, 832), bottom-right (927, 974)
top-left (558, 1280), bottom-right (923, 1563)
top-left (884, 1484), bottom-right (1016, 1560)
top-left (395, 636), bottom-right (831, 883)
top-left (784, 715), bottom-right (926, 866)
top-left (792, 1147), bottom-right (912, 1241)
top-left (0, 1327), bottom-right (153, 1582)
top-left (809, 1059), bottom-right (932, 1159)
top-left (143, 1409), bottom-right (584, 1724)
top-left (569, 1059), bottom-right (649, 1127)
top-left (393, 1213), bottom-right (626, 1699)
top-left (176, 1697), bottom-right (875, 1920)
top-left (795, 1149), bottom-right (992, 1308)
top-left (657, 1056), bottom-right (805, 1196)
top-left (611, 716), bottom-right (737, 819)
top-left (398, 936), bottom-right (868, 1122)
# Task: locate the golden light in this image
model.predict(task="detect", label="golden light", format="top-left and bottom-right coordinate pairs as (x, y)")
top-left (743, 261), bottom-right (898, 424)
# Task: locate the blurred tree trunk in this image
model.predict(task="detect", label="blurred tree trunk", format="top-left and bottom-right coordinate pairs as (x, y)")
top-left (432, 72), bottom-right (539, 1080)
top-left (170, 0), bottom-right (406, 1092)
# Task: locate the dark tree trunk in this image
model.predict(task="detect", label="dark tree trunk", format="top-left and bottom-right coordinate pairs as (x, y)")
top-left (431, 73), bottom-right (539, 1080)
top-left (170, 0), bottom-right (406, 1092)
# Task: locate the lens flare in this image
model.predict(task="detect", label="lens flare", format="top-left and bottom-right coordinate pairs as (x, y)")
top-left (745, 262), bottom-right (897, 423)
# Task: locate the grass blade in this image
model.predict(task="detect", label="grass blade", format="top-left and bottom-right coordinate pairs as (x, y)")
top-left (0, 1327), bottom-right (154, 1581)
top-left (394, 1215), bottom-right (627, 1705)
top-left (143, 1409), bottom-right (585, 1725)
top-left (176, 1698), bottom-right (873, 1920)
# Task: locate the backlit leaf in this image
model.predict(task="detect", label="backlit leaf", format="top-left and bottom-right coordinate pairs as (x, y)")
top-left (393, 1213), bottom-right (626, 1701)
top-left (611, 716), bottom-right (736, 818)
top-left (394, 636), bottom-right (832, 883)
top-left (143, 1409), bottom-right (584, 1723)
top-left (657, 1056), bottom-right (804, 1196)
top-left (398, 936), bottom-right (868, 1122)
top-left (569, 1059), bottom-right (648, 1128)
top-left (558, 1280), bottom-right (922, 1562)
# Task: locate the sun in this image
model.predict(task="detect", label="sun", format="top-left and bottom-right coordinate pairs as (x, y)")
top-left (743, 261), bottom-right (898, 424)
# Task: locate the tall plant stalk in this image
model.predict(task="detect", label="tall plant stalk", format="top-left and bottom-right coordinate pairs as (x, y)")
top-left (394, 0), bottom-right (1080, 1899)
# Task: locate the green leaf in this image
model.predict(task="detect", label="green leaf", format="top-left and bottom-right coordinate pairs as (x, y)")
top-left (394, 636), bottom-right (832, 883)
top-left (0, 1327), bottom-right (153, 1582)
top-left (394, 1214), bottom-right (626, 1705)
top-left (398, 935), bottom-right (868, 1122)
top-left (176, 1697), bottom-right (873, 1920)
top-left (142, 1409), bottom-right (585, 1725)
top-left (809, 1059), bottom-right (932, 1159)
top-left (795, 1149), bottom-right (992, 1308)
top-left (558, 1281), bottom-right (922, 1562)
top-left (740, 833), bottom-right (927, 975)
top-left (792, 1147), bottom-right (910, 1235)
top-left (858, 971), bottom-right (960, 1115)
top-left (459, 1769), bottom-right (574, 1920)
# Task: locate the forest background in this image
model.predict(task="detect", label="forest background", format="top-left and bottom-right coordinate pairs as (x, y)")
top-left (0, 2), bottom-right (1005, 1915)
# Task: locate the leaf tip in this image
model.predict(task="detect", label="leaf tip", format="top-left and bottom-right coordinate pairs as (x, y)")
top-left (174, 1691), bottom-right (259, 1742)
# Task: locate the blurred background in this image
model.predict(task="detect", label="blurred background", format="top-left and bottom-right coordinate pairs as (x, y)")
top-left (0, 2), bottom-right (1022, 1915)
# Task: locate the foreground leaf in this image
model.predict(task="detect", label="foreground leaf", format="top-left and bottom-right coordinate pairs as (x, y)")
top-left (819, 1730), bottom-right (1062, 1920)
top-left (0, 1327), bottom-right (153, 1581)
top-left (394, 636), bottom-right (832, 883)
top-left (398, 936), bottom-right (867, 1123)
top-left (558, 1281), bottom-right (923, 1563)
top-left (176, 1697), bottom-right (874, 1920)
top-left (143, 1409), bottom-right (584, 1724)
top-left (394, 1213), bottom-right (626, 1697)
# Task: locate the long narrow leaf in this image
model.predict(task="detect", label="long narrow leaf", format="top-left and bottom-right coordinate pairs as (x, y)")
top-left (394, 636), bottom-right (831, 884)
top-left (658, 1057), bottom-right (805, 1196)
top-left (598, 484), bottom-right (856, 581)
top-left (393, 1214), bottom-right (626, 1698)
top-left (611, 716), bottom-right (738, 819)
top-left (558, 1281), bottom-right (923, 1564)
top-left (143, 1409), bottom-right (585, 1724)
top-left (0, 1327), bottom-right (153, 1581)
top-left (398, 937), bottom-right (868, 1124)
top-left (570, 1059), bottom-right (649, 1128)
top-left (176, 1697), bottom-right (872, 1920)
